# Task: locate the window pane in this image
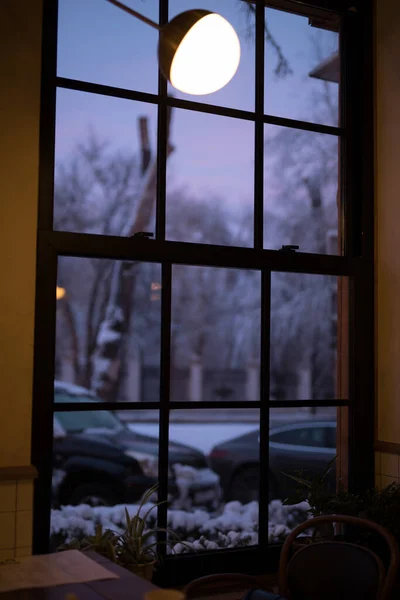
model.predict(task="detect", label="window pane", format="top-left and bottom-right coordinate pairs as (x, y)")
top-left (55, 258), bottom-right (161, 402)
top-left (173, 408), bottom-right (260, 553)
top-left (168, 0), bottom-right (255, 111)
top-left (57, 0), bottom-right (159, 94)
top-left (167, 111), bottom-right (254, 247)
top-left (264, 125), bottom-right (339, 254)
top-left (170, 266), bottom-right (261, 401)
top-left (268, 407), bottom-right (339, 544)
top-left (265, 7), bottom-right (340, 127)
top-left (54, 89), bottom-right (158, 236)
top-left (270, 274), bottom-right (348, 401)
top-left (50, 409), bottom-right (160, 550)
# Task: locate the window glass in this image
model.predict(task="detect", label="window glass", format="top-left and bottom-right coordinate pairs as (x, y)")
top-left (173, 408), bottom-right (260, 553)
top-left (326, 425), bottom-right (337, 449)
top-left (54, 89), bottom-right (157, 236)
top-left (270, 273), bottom-right (348, 400)
top-left (170, 265), bottom-right (261, 401)
top-left (264, 125), bottom-right (339, 255)
top-left (166, 110), bottom-right (254, 247)
top-left (50, 410), bottom-right (160, 550)
top-left (57, 0), bottom-right (159, 94)
top-left (55, 257), bottom-right (161, 402)
top-left (265, 6), bottom-right (340, 127)
top-left (268, 408), bottom-right (337, 529)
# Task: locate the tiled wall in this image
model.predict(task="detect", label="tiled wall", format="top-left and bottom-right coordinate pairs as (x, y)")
top-left (0, 480), bottom-right (33, 560)
top-left (375, 451), bottom-right (400, 489)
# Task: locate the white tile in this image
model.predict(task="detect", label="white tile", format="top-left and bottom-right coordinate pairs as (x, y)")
top-left (15, 511), bottom-right (32, 549)
top-left (0, 482), bottom-right (17, 513)
top-left (0, 512), bottom-right (16, 549)
top-left (17, 481), bottom-right (33, 512)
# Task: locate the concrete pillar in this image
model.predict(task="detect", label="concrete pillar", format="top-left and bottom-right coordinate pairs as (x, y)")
top-left (298, 367), bottom-right (312, 400)
top-left (60, 356), bottom-right (76, 384)
top-left (125, 356), bottom-right (142, 402)
top-left (189, 355), bottom-right (203, 402)
top-left (246, 360), bottom-right (259, 401)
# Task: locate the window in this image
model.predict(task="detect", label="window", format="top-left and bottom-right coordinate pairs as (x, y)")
top-left (34, 0), bottom-right (374, 584)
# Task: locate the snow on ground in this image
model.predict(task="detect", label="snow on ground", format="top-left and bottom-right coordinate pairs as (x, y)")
top-left (50, 499), bottom-right (311, 552)
top-left (128, 423), bottom-right (258, 454)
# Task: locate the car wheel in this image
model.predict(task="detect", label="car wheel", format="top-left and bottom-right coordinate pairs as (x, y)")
top-left (230, 468), bottom-right (279, 504)
top-left (66, 483), bottom-right (119, 507)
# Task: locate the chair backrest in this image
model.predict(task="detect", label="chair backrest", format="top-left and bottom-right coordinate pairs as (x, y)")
top-left (278, 514), bottom-right (399, 600)
top-left (184, 573), bottom-right (269, 600)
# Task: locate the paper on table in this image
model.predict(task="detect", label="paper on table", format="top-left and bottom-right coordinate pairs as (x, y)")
top-left (0, 550), bottom-right (119, 592)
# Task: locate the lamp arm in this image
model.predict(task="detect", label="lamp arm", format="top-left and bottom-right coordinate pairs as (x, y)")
top-left (105, 0), bottom-right (161, 31)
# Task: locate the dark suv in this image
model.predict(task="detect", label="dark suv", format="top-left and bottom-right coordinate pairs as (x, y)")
top-left (53, 381), bottom-right (220, 508)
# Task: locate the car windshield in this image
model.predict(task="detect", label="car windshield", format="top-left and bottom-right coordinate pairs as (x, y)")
top-left (54, 392), bottom-right (123, 434)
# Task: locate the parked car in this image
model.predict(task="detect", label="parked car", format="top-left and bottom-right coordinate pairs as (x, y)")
top-left (53, 381), bottom-right (220, 508)
top-left (209, 420), bottom-right (336, 504)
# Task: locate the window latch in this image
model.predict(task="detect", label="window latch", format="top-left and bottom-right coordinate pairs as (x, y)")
top-left (131, 231), bottom-right (154, 239)
top-left (279, 245), bottom-right (299, 252)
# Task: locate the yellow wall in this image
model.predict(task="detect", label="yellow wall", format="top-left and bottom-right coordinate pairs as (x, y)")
top-left (0, 0), bottom-right (42, 466)
top-left (0, 0), bottom-right (42, 557)
top-left (375, 0), bottom-right (400, 444)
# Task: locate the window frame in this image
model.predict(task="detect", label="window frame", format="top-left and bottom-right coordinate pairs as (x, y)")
top-left (32, 0), bottom-right (374, 584)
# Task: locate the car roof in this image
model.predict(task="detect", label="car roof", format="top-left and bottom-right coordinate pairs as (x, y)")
top-left (54, 380), bottom-right (98, 399)
top-left (270, 420), bottom-right (336, 436)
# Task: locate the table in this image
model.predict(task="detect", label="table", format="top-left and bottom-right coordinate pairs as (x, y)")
top-left (0, 552), bottom-right (158, 600)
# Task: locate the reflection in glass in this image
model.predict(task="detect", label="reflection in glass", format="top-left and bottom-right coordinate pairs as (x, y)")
top-left (167, 110), bottom-right (254, 247)
top-left (168, 0), bottom-right (255, 110)
top-left (170, 266), bottom-right (261, 401)
top-left (55, 257), bottom-right (161, 402)
top-left (264, 125), bottom-right (339, 255)
top-left (270, 274), bottom-right (347, 401)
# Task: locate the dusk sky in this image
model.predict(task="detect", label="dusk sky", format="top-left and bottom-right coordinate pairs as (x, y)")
top-left (55, 0), bottom-right (339, 210)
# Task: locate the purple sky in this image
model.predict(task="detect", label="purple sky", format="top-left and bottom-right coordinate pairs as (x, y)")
top-left (56, 0), bottom-right (338, 207)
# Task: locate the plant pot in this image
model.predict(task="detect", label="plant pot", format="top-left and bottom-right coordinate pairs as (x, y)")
top-left (124, 561), bottom-right (156, 581)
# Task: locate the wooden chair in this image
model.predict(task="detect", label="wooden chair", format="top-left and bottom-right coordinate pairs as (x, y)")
top-left (278, 515), bottom-right (399, 600)
top-left (184, 573), bottom-right (274, 600)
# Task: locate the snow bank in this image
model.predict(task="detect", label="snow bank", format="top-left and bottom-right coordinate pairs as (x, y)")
top-left (50, 500), bottom-right (310, 552)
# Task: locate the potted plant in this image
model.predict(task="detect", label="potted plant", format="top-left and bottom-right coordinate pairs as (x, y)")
top-left (58, 523), bottom-right (119, 562)
top-left (58, 483), bottom-right (182, 581)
